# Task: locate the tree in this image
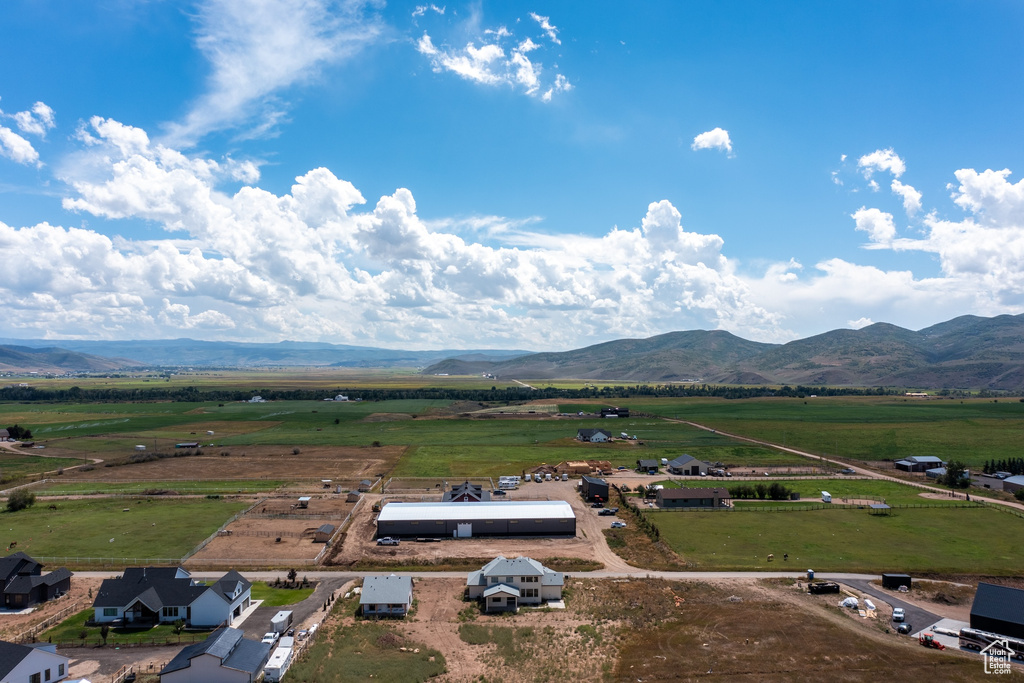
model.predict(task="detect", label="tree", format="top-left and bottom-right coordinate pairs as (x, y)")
top-left (173, 618), bottom-right (185, 635)
top-left (5, 424), bottom-right (32, 440)
top-left (1015, 488), bottom-right (1024, 502)
top-left (100, 624), bottom-right (109, 645)
top-left (943, 460), bottom-right (970, 489)
top-left (6, 490), bottom-right (35, 512)
top-left (287, 568), bottom-right (298, 585)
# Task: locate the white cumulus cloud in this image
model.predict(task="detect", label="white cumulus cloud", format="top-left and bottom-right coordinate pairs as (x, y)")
top-left (891, 179), bottom-right (922, 215)
top-left (851, 207), bottom-right (897, 245)
top-left (691, 127), bottom-right (733, 155)
top-left (858, 148), bottom-right (906, 178)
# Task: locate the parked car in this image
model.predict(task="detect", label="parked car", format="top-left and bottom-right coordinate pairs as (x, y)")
top-left (892, 608), bottom-right (905, 622)
top-left (841, 468), bottom-right (856, 474)
top-left (610, 521), bottom-right (627, 528)
top-left (896, 623), bottom-right (912, 634)
top-left (492, 489), bottom-right (507, 496)
top-left (598, 508), bottom-right (616, 516)
top-left (377, 537), bottom-right (400, 546)
top-left (590, 502), bottom-right (604, 508)
top-left (617, 466), bottom-right (628, 470)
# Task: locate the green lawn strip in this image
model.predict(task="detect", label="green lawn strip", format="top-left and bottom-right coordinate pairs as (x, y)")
top-left (656, 506), bottom-right (1024, 574)
top-left (249, 582), bottom-right (315, 607)
top-left (40, 609), bottom-right (213, 646)
top-left (34, 480), bottom-right (284, 495)
top-left (287, 621), bottom-right (445, 682)
top-left (0, 497), bottom-right (246, 561)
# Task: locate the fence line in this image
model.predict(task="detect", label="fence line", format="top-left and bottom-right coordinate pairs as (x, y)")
top-left (641, 501), bottom-right (986, 513)
top-left (181, 497), bottom-right (265, 562)
top-left (12, 599), bottom-right (82, 643)
top-left (312, 495), bottom-right (364, 564)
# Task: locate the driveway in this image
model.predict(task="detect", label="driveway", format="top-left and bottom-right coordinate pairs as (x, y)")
top-left (842, 579), bottom-right (944, 633)
top-left (241, 575), bottom-right (353, 640)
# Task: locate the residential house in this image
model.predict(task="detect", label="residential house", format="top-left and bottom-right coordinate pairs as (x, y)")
top-left (442, 481), bottom-right (491, 502)
top-left (360, 575), bottom-right (413, 618)
top-left (580, 475), bottom-right (609, 502)
top-left (666, 454), bottom-right (710, 476)
top-left (576, 429), bottom-right (611, 443)
top-left (971, 582), bottom-right (1024, 639)
top-left (93, 567), bottom-right (251, 628)
top-left (656, 487), bottom-right (730, 509)
top-left (636, 459), bottom-right (660, 474)
top-left (0, 640), bottom-right (69, 683)
top-left (894, 456), bottom-right (945, 473)
top-left (466, 556), bottom-right (563, 613)
top-left (1, 552), bottom-right (72, 610)
top-left (159, 627), bottom-right (271, 683)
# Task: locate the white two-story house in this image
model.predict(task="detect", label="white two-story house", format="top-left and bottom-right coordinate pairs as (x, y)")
top-left (466, 556), bottom-right (564, 612)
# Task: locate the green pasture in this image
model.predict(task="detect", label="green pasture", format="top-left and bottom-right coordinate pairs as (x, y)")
top-left (288, 621), bottom-right (446, 682)
top-left (656, 505), bottom-right (1024, 574)
top-left (622, 396), bottom-right (1024, 466)
top-left (0, 453), bottom-right (82, 482)
top-left (0, 497), bottom-right (246, 561)
top-left (33, 480), bottom-right (284, 495)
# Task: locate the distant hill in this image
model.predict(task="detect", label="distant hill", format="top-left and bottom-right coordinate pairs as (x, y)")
top-left (0, 338), bottom-right (531, 369)
top-left (423, 314), bottom-right (1024, 390)
top-left (0, 345), bottom-right (143, 373)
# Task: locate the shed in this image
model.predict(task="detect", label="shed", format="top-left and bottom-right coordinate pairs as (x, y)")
top-left (666, 454), bottom-right (709, 476)
top-left (894, 455), bottom-right (945, 473)
top-left (358, 479), bottom-right (373, 492)
top-left (346, 491), bottom-right (362, 503)
top-left (881, 573), bottom-right (912, 590)
top-left (971, 582), bottom-right (1024, 639)
top-left (580, 475), bottom-right (609, 502)
top-left (314, 524), bottom-right (335, 543)
top-left (637, 459), bottom-right (659, 474)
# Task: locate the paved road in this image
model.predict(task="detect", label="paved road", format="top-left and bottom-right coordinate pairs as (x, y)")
top-left (842, 579), bottom-right (943, 633)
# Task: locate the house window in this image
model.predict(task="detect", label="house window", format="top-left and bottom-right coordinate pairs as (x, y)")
top-left (103, 608), bottom-right (118, 617)
top-left (29, 674), bottom-right (41, 683)
top-left (58, 665), bottom-right (65, 676)
top-left (162, 606), bottom-right (179, 618)
top-left (45, 669), bottom-right (51, 681)
top-left (490, 577), bottom-right (499, 584)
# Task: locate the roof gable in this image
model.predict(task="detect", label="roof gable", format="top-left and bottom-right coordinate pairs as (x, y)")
top-left (0, 640), bottom-right (32, 678)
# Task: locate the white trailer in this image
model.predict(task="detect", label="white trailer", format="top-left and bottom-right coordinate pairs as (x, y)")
top-left (264, 645), bottom-right (293, 682)
top-left (821, 491), bottom-right (832, 503)
top-left (271, 610), bottom-right (293, 634)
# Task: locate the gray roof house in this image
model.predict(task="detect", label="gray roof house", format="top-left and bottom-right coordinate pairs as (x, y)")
top-left (94, 567), bottom-right (251, 628)
top-left (576, 429), bottom-right (611, 443)
top-left (159, 627), bottom-right (271, 683)
top-left (467, 556), bottom-right (563, 613)
top-left (360, 575), bottom-right (413, 618)
top-left (666, 454), bottom-right (710, 476)
top-left (442, 481), bottom-right (491, 502)
top-left (0, 641), bottom-right (69, 683)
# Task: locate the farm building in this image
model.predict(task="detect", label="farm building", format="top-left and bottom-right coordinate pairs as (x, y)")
top-left (666, 454), bottom-right (710, 476)
top-left (1003, 475), bottom-right (1024, 494)
top-left (159, 627), bottom-right (270, 683)
top-left (881, 573), bottom-right (912, 590)
top-left (580, 475), bottom-right (609, 502)
top-left (358, 479), bottom-right (373, 492)
top-left (442, 481), bottom-right (491, 502)
top-left (925, 466), bottom-right (969, 480)
top-left (346, 491), bottom-right (362, 503)
top-left (376, 501), bottom-right (576, 538)
top-left (600, 408), bottom-right (629, 418)
top-left (1, 552), bottom-right (72, 610)
top-left (576, 429), bottom-right (611, 443)
top-left (360, 575), bottom-right (413, 618)
top-left (0, 429), bottom-right (9, 441)
top-left (971, 582), bottom-right (1024, 639)
top-left (0, 640), bottom-right (69, 683)
top-left (313, 524), bottom-right (335, 543)
top-left (894, 455), bottom-right (945, 473)
top-left (656, 487), bottom-right (730, 508)
top-left (637, 459), bottom-right (660, 474)
top-left (466, 556), bottom-right (563, 613)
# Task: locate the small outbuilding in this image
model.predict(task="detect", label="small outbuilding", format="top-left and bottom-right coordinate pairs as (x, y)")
top-left (637, 459), bottom-right (660, 474)
top-left (580, 475), bottom-right (609, 502)
top-left (313, 524), bottom-right (335, 543)
top-left (881, 573), bottom-right (912, 590)
top-left (346, 490), bottom-right (362, 503)
top-left (360, 575), bottom-right (413, 618)
top-left (656, 487), bottom-right (729, 508)
top-left (970, 582), bottom-right (1024, 639)
top-left (358, 479), bottom-right (373, 492)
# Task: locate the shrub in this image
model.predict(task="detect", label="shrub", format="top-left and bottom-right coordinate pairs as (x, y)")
top-left (6, 489), bottom-right (35, 512)
top-left (1015, 489), bottom-right (1024, 502)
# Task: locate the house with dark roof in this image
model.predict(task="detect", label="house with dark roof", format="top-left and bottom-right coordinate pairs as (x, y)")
top-left (0, 640), bottom-right (69, 683)
top-left (580, 475), bottom-right (609, 502)
top-left (442, 481), bottom-right (491, 502)
top-left (666, 454), bottom-right (710, 476)
top-left (467, 556), bottom-right (563, 613)
top-left (159, 627), bottom-right (270, 683)
top-left (576, 429), bottom-right (611, 443)
top-left (637, 459), bottom-right (660, 474)
top-left (1, 552), bottom-right (72, 610)
top-left (93, 567), bottom-right (251, 627)
top-left (894, 455), bottom-right (945, 473)
top-left (656, 487), bottom-right (730, 508)
top-left (360, 575), bottom-right (413, 618)
top-left (971, 582), bottom-right (1024, 639)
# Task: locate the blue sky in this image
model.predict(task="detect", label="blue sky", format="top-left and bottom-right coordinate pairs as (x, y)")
top-left (2, 1), bottom-right (1023, 350)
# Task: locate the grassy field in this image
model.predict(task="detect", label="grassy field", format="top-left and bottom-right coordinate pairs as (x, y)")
top-left (0, 497), bottom-right (246, 562)
top-left (0, 452), bottom-right (83, 483)
top-left (624, 395), bottom-right (1024, 467)
top-left (249, 581), bottom-right (315, 607)
top-left (287, 621), bottom-right (446, 682)
top-left (656, 477), bottom-right (972, 506)
top-left (655, 505), bottom-right (1024, 574)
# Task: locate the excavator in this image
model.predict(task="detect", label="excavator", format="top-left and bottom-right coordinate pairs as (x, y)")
top-left (919, 633), bottom-right (946, 650)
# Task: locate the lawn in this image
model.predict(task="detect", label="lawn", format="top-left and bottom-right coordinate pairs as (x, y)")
top-left (287, 621), bottom-right (446, 682)
top-left (655, 505), bottom-right (1024, 574)
top-left (250, 582), bottom-right (315, 607)
top-left (40, 608), bottom-right (213, 647)
top-left (0, 497), bottom-right (246, 563)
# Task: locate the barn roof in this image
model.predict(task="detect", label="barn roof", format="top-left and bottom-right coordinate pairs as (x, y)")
top-left (377, 500), bottom-right (574, 522)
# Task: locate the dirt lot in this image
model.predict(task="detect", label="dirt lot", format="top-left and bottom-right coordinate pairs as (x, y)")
top-left (0, 576), bottom-right (102, 641)
top-left (51, 445), bottom-right (402, 483)
top-left (189, 495), bottom-right (355, 563)
top-left (329, 479), bottom-right (631, 571)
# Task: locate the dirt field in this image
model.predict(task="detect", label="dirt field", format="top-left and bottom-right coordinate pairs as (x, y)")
top-left (51, 445), bottom-right (402, 483)
top-left (188, 495), bottom-right (355, 563)
top-left (0, 576), bottom-right (102, 641)
top-left (328, 479), bottom-right (631, 571)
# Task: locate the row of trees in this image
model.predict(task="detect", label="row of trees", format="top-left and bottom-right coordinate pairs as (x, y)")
top-left (981, 459), bottom-right (1024, 476)
top-left (728, 482), bottom-right (796, 500)
top-left (3, 424), bottom-right (32, 440)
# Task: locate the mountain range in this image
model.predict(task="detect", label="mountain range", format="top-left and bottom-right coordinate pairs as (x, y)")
top-left (4, 313), bottom-right (1024, 389)
top-left (422, 314), bottom-right (1024, 390)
